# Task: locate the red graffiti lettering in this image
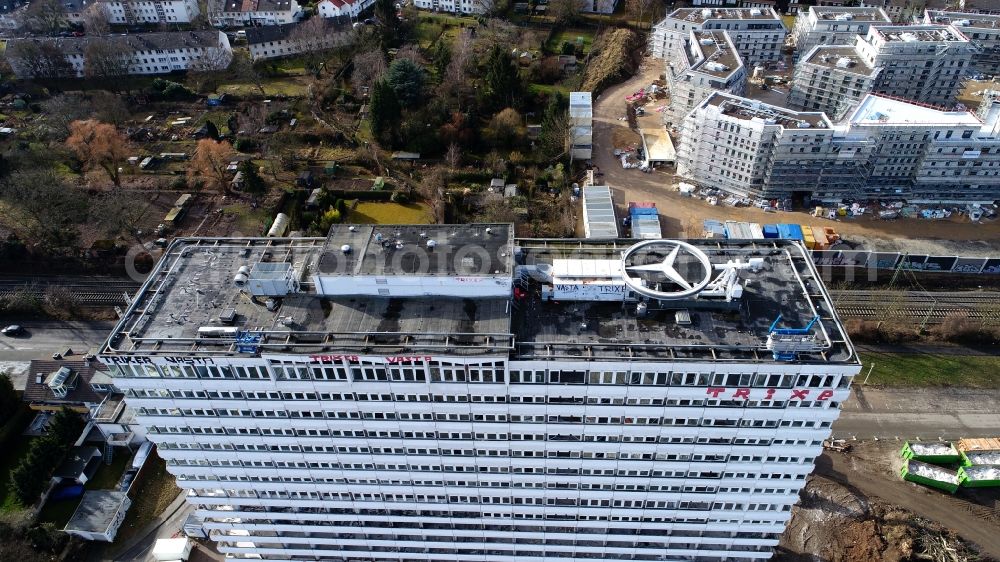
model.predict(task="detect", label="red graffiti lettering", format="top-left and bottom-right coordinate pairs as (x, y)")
top-left (817, 390), bottom-right (834, 401)
top-left (732, 388), bottom-right (750, 400)
top-left (764, 388), bottom-right (776, 400)
top-left (790, 389), bottom-right (810, 400)
top-left (706, 387), bottom-right (725, 398)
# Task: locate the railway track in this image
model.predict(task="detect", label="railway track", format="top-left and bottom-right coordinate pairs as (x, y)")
top-left (829, 290), bottom-right (1000, 323)
top-left (0, 277), bottom-right (140, 307)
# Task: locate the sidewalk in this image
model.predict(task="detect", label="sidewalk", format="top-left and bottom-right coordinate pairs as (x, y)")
top-left (110, 490), bottom-right (188, 561)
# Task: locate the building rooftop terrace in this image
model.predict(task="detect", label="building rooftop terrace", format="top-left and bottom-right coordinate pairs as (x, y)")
top-left (100, 233), bottom-right (857, 364)
top-left (804, 46), bottom-right (877, 77)
top-left (926, 10), bottom-right (1000, 30)
top-left (687, 30), bottom-right (744, 80)
top-left (810, 6), bottom-right (890, 22)
top-left (706, 92), bottom-right (831, 129)
top-left (667, 7), bottom-right (780, 24)
top-left (873, 25), bottom-right (967, 43)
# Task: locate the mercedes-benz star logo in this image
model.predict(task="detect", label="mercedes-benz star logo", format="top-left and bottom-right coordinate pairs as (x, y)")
top-left (620, 240), bottom-right (713, 300)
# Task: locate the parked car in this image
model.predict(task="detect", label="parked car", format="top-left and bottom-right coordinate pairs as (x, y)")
top-left (1, 325), bottom-right (23, 336)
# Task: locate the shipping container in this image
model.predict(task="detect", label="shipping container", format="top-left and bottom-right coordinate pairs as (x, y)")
top-left (762, 224), bottom-right (779, 239)
top-left (750, 223), bottom-right (765, 240)
top-left (900, 460), bottom-right (960, 493)
top-left (628, 201), bottom-right (656, 210)
top-left (632, 216), bottom-right (662, 239)
top-left (957, 465), bottom-right (1000, 488)
top-left (900, 441), bottom-right (961, 464)
top-left (777, 224), bottom-right (803, 241)
top-left (703, 220), bottom-right (726, 238)
top-left (801, 225), bottom-right (816, 250)
top-left (629, 207), bottom-right (659, 217)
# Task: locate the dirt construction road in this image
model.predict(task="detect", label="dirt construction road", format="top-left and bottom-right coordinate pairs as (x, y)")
top-left (590, 58), bottom-right (1000, 246)
top-left (815, 447), bottom-right (1000, 560)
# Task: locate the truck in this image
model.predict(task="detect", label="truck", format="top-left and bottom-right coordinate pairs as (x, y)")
top-left (628, 202), bottom-right (661, 240)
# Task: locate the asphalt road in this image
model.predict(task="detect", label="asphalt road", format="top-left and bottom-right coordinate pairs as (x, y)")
top-left (834, 385), bottom-right (1000, 440)
top-left (0, 320), bottom-right (117, 385)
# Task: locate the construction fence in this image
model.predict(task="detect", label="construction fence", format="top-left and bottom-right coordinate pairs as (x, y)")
top-left (811, 250), bottom-right (1000, 275)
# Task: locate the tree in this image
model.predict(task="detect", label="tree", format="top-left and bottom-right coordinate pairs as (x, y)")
top-left (238, 160), bottom-right (267, 201)
top-left (94, 190), bottom-right (154, 244)
top-left (82, 2), bottom-right (111, 35)
top-left (46, 407), bottom-right (84, 446)
top-left (189, 139), bottom-right (236, 194)
top-left (352, 49), bottom-right (387, 96)
top-left (0, 169), bottom-right (87, 252)
top-left (438, 111), bottom-right (475, 147)
top-left (84, 41), bottom-right (131, 84)
top-left (369, 79), bottom-right (401, 147)
top-left (229, 50), bottom-right (266, 96)
top-left (373, 0), bottom-right (400, 48)
top-left (0, 373), bottom-right (19, 427)
top-left (386, 58), bottom-right (425, 108)
top-left (538, 91), bottom-right (569, 159)
top-left (547, 0), bottom-right (585, 26)
top-left (486, 108), bottom-right (525, 148)
top-left (445, 142), bottom-right (461, 170)
top-left (623, 0), bottom-right (655, 30)
top-left (6, 41), bottom-right (73, 79)
top-left (481, 45), bottom-right (523, 112)
top-left (418, 168), bottom-right (448, 224)
top-left (432, 41), bottom-right (451, 80)
top-left (8, 407), bottom-right (83, 506)
top-left (66, 120), bottom-right (130, 188)
top-left (288, 16), bottom-right (341, 77)
top-left (16, 0), bottom-right (66, 34)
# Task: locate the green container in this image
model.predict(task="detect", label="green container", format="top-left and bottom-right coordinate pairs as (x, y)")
top-left (900, 441), bottom-right (961, 464)
top-left (958, 466), bottom-right (1000, 488)
top-left (900, 461), bottom-right (960, 494)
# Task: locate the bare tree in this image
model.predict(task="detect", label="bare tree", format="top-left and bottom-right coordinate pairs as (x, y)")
top-left (471, 19), bottom-right (518, 59)
top-left (188, 43), bottom-right (234, 92)
top-left (66, 119), bottom-right (130, 188)
top-left (623, 0), bottom-right (655, 30)
top-left (82, 2), bottom-right (111, 35)
top-left (94, 190), bottom-right (154, 243)
top-left (229, 50), bottom-right (266, 96)
top-left (351, 49), bottom-right (387, 95)
top-left (445, 142), bottom-right (461, 170)
top-left (418, 168), bottom-right (448, 224)
top-left (6, 40), bottom-right (73, 79)
top-left (289, 17), bottom-right (351, 77)
top-left (547, 0), bottom-right (586, 26)
top-left (0, 169), bottom-right (87, 252)
top-left (84, 40), bottom-right (131, 84)
top-left (189, 139), bottom-right (236, 194)
top-left (16, 0), bottom-right (66, 34)
top-left (41, 92), bottom-right (129, 139)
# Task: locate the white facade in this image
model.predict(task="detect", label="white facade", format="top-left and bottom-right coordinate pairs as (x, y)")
top-left (209, 0), bottom-right (303, 26)
top-left (412, 0), bottom-right (490, 15)
top-left (64, 0), bottom-right (200, 24)
top-left (650, 8), bottom-right (786, 67)
top-left (925, 10), bottom-right (1000, 76)
top-left (678, 91), bottom-right (1000, 203)
top-left (664, 29), bottom-right (747, 129)
top-left (317, 0), bottom-right (371, 19)
top-left (246, 19), bottom-right (353, 61)
top-left (790, 6), bottom-right (891, 60)
top-left (6, 31), bottom-right (232, 78)
top-left (99, 231), bottom-right (861, 562)
top-left (569, 91), bottom-right (593, 161)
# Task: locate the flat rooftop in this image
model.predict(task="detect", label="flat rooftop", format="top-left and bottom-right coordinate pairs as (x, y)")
top-left (706, 92), bottom-right (831, 129)
top-left (926, 10), bottom-right (1000, 30)
top-left (316, 224), bottom-right (513, 276)
top-left (66, 491), bottom-right (129, 534)
top-left (804, 46), bottom-right (876, 77)
top-left (668, 7), bottom-right (780, 24)
top-left (848, 94), bottom-right (982, 126)
top-left (688, 30), bottom-right (743, 79)
top-left (872, 25), bottom-right (967, 43)
top-left (102, 233), bottom-right (857, 364)
top-left (811, 6), bottom-right (890, 22)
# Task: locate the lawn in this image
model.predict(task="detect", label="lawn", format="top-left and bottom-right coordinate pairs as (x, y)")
top-left (547, 29), bottom-right (595, 55)
top-left (222, 202), bottom-right (273, 234)
top-left (529, 83), bottom-right (573, 97)
top-left (216, 76), bottom-right (311, 97)
top-left (349, 202), bottom-right (432, 224)
top-left (113, 454), bottom-right (179, 548)
top-left (859, 352), bottom-right (1000, 388)
top-left (0, 434), bottom-right (33, 513)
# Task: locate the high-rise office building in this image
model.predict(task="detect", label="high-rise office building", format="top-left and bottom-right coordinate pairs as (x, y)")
top-left (100, 225), bottom-right (861, 561)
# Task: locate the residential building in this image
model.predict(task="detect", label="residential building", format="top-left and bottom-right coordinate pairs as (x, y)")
top-left (99, 224), bottom-right (861, 561)
top-left (788, 24), bottom-right (974, 118)
top-left (790, 6), bottom-right (891, 59)
top-left (786, 45), bottom-right (879, 120)
top-left (245, 17), bottom-right (352, 61)
top-left (410, 0), bottom-right (491, 14)
top-left (650, 7), bottom-right (786, 67)
top-left (64, 491), bottom-right (132, 542)
top-left (853, 25), bottom-right (974, 107)
top-left (62, 0), bottom-right (200, 24)
top-left (569, 91), bottom-right (593, 160)
top-left (317, 0), bottom-right (371, 18)
top-left (678, 91), bottom-right (1000, 203)
top-left (925, 10), bottom-right (1000, 76)
top-left (23, 360), bottom-right (109, 413)
top-left (208, 0), bottom-right (303, 26)
top-left (6, 31), bottom-right (232, 78)
top-left (664, 29), bottom-right (747, 129)
top-left (860, 0), bottom-right (912, 23)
